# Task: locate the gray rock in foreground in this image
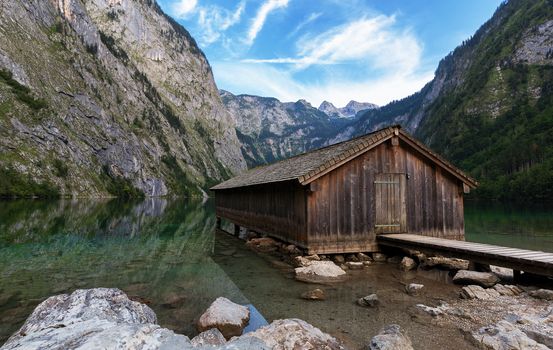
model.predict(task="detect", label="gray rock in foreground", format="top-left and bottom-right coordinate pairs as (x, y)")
top-left (0, 288), bottom-right (193, 350)
top-left (368, 324), bottom-right (414, 350)
top-left (453, 270), bottom-right (500, 288)
top-left (241, 318), bottom-right (345, 350)
top-left (471, 320), bottom-right (549, 350)
top-left (1, 288), bottom-right (344, 350)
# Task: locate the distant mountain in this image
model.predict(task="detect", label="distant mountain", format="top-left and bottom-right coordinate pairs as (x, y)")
top-left (318, 100), bottom-right (378, 118)
top-left (221, 91), bottom-right (354, 167)
top-left (0, 0), bottom-right (245, 198)
top-left (346, 0), bottom-right (553, 200)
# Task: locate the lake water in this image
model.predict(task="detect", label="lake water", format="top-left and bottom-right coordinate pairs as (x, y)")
top-left (0, 198), bottom-right (552, 348)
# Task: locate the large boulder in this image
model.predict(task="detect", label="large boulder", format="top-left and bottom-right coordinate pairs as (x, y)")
top-left (197, 297), bottom-right (250, 339)
top-left (368, 324), bottom-right (414, 350)
top-left (241, 318), bottom-right (344, 350)
top-left (295, 261), bottom-right (346, 283)
top-left (471, 320), bottom-right (549, 350)
top-left (1, 288), bottom-right (192, 350)
top-left (453, 270), bottom-right (500, 288)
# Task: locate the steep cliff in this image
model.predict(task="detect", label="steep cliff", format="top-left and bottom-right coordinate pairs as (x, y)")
top-left (0, 0), bottom-right (245, 198)
top-left (221, 90), bottom-right (352, 167)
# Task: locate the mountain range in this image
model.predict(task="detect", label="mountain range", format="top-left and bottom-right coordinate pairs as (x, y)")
top-left (1, 0), bottom-right (552, 200)
top-left (318, 100), bottom-right (378, 119)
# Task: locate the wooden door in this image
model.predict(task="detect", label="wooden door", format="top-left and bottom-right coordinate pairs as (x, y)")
top-left (374, 173), bottom-right (407, 234)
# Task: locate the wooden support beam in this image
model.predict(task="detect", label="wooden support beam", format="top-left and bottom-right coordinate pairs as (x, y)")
top-left (216, 217), bottom-right (222, 229)
top-left (234, 223), bottom-right (240, 237)
top-left (391, 136), bottom-right (399, 147)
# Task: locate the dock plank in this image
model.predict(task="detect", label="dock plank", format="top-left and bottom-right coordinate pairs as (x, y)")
top-left (377, 234), bottom-right (553, 277)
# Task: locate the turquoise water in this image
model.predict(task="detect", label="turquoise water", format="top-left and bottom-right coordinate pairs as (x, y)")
top-left (465, 201), bottom-right (553, 252)
top-left (1, 198), bottom-right (553, 348)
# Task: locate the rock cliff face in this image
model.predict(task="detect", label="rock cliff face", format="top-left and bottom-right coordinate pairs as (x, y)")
top-left (221, 90), bottom-right (352, 167)
top-left (0, 0), bottom-right (245, 197)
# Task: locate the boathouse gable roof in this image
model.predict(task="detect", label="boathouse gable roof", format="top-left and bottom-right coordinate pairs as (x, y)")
top-left (211, 126), bottom-right (477, 190)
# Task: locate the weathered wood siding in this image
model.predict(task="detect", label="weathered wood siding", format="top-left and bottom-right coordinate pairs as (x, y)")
top-left (306, 137), bottom-right (464, 254)
top-left (214, 181), bottom-right (308, 247)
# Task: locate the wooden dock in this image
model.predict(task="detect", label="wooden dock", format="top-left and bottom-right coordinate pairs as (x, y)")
top-left (378, 234), bottom-right (553, 277)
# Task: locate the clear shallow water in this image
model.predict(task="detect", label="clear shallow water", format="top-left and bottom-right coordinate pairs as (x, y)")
top-left (0, 198), bottom-right (552, 348)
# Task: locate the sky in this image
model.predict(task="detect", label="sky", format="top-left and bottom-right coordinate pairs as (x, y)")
top-left (157, 0), bottom-right (504, 107)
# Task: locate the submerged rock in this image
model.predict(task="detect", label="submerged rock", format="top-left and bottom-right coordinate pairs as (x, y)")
top-left (528, 289), bottom-right (553, 301)
top-left (1, 288), bottom-right (192, 350)
top-left (368, 324), bottom-right (414, 350)
top-left (295, 261), bottom-right (346, 284)
top-left (301, 288), bottom-right (326, 301)
top-left (332, 254), bottom-right (345, 264)
top-left (241, 318), bottom-right (344, 350)
top-left (372, 253), bottom-right (387, 262)
top-left (357, 294), bottom-right (379, 307)
top-left (197, 297), bottom-right (250, 339)
top-left (357, 252), bottom-right (372, 262)
top-left (399, 257), bottom-right (417, 271)
top-left (405, 283), bottom-right (424, 296)
top-left (346, 261), bottom-right (364, 270)
top-left (453, 270), bottom-right (500, 288)
top-left (246, 237), bottom-right (280, 253)
top-left (292, 256), bottom-right (314, 268)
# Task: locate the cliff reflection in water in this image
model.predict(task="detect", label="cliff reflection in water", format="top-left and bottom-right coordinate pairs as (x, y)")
top-left (0, 198), bottom-right (248, 345)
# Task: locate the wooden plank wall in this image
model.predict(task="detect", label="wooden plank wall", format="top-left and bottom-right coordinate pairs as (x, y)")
top-left (214, 181), bottom-right (308, 247)
top-left (306, 138), bottom-right (464, 254)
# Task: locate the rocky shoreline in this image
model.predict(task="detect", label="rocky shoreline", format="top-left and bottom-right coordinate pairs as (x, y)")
top-left (2, 232), bottom-right (553, 350)
top-left (242, 234), bottom-right (553, 350)
top-left (0, 288), bottom-right (412, 350)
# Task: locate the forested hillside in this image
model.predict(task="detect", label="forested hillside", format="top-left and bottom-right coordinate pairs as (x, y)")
top-left (352, 0), bottom-right (553, 201)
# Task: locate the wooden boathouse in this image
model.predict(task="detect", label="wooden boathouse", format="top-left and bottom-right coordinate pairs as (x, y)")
top-left (211, 125), bottom-right (478, 255)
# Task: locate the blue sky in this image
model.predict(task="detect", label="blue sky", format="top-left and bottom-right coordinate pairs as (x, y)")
top-left (157, 0), bottom-right (503, 107)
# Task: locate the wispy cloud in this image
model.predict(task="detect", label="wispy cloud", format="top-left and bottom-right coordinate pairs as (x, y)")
top-left (212, 61), bottom-right (433, 107)
top-left (170, 0), bottom-right (198, 19)
top-left (286, 12), bottom-right (322, 39)
top-left (245, 0), bottom-right (290, 45)
top-left (245, 15), bottom-right (422, 74)
top-left (197, 1), bottom-right (245, 45)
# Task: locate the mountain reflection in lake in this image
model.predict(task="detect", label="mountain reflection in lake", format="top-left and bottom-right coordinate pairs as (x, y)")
top-left (0, 198), bottom-right (248, 344)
